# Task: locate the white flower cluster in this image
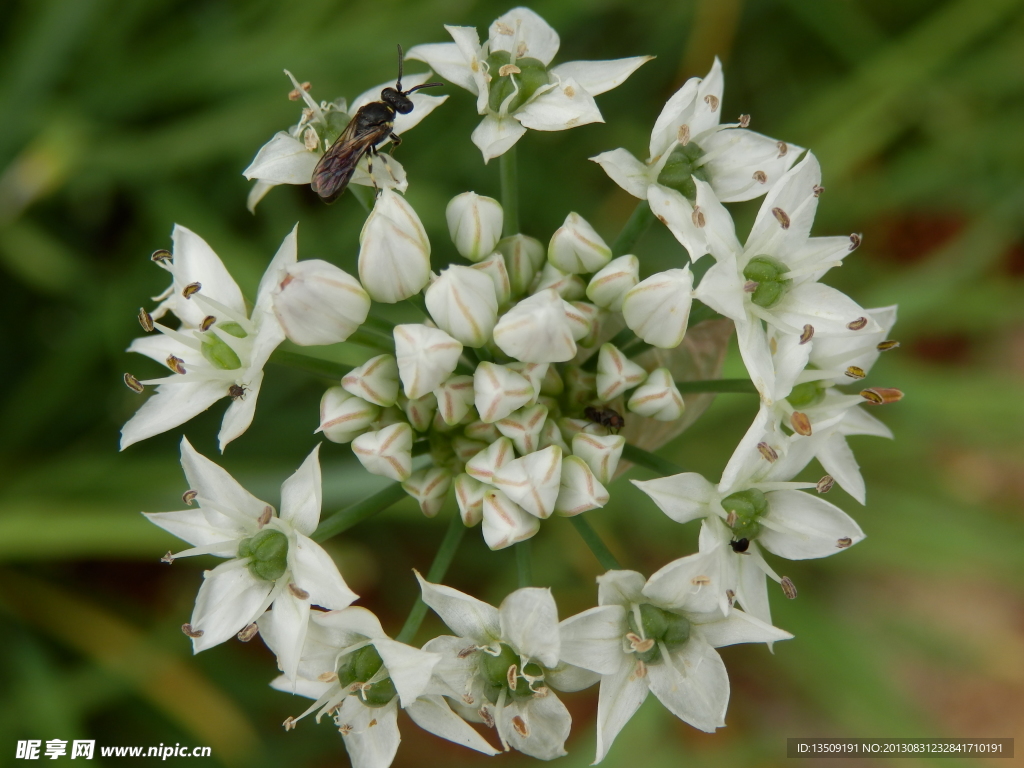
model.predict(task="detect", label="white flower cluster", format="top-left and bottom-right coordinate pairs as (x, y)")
top-left (123, 6), bottom-right (903, 768)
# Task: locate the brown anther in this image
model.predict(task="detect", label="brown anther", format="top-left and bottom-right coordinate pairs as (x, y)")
top-left (836, 537), bottom-right (853, 549)
top-left (780, 576), bottom-right (797, 599)
top-left (287, 82), bottom-right (312, 100)
top-left (677, 124), bottom-right (690, 146)
top-left (138, 308), bottom-right (155, 332)
top-left (743, 280), bottom-right (759, 293)
top-left (288, 583), bottom-right (310, 600)
top-left (816, 475), bottom-right (835, 494)
top-left (462, 693), bottom-right (475, 706)
top-left (228, 384), bottom-right (247, 400)
top-left (495, 21), bottom-right (514, 34)
top-left (301, 107), bottom-right (314, 122)
top-left (791, 411), bottom-right (812, 436)
top-left (847, 317), bottom-right (868, 331)
top-left (691, 575), bottom-right (711, 587)
top-left (282, 716), bottom-right (298, 731)
top-left (457, 645), bottom-right (478, 659)
top-left (516, 41), bottom-right (528, 58)
top-left (182, 282), bottom-right (201, 299)
top-left (124, 373), bottom-right (145, 393)
top-left (849, 233), bottom-right (862, 250)
top-left (151, 249), bottom-right (172, 264)
top-left (633, 660), bottom-right (648, 679)
top-left (726, 589), bottom-right (736, 605)
top-left (691, 205), bottom-right (706, 227)
top-left (479, 707), bottom-right (495, 728)
top-left (182, 623), bottom-right (204, 638)
top-left (860, 387), bottom-right (903, 405)
top-left (757, 441), bottom-right (778, 462)
top-left (238, 623), bottom-right (259, 642)
top-left (777, 141), bottom-right (789, 157)
top-left (198, 315), bottom-right (216, 331)
top-left (302, 128), bottom-right (318, 151)
top-left (160, 551), bottom-right (175, 564)
top-left (704, 94), bottom-right (719, 112)
top-left (799, 324), bottom-right (814, 344)
top-left (367, 719), bottom-right (378, 728)
top-left (626, 632), bottom-right (655, 653)
top-left (337, 723), bottom-right (353, 736)
top-left (738, 114), bottom-right (751, 127)
top-left (877, 340), bottom-right (900, 351)
top-left (726, 510), bottom-right (738, 528)
top-left (511, 715), bottom-right (530, 737)
top-left (752, 170), bottom-right (767, 184)
top-left (813, 185), bottom-right (825, 197)
top-left (845, 365), bottom-right (866, 379)
top-left (532, 686), bottom-right (550, 699)
top-left (772, 207), bottom-right (791, 229)
top-left (507, 664), bottom-right (518, 691)
top-left (166, 355), bottom-right (186, 375)
top-left (182, 489), bottom-right (198, 505)
top-left (498, 63), bottom-right (521, 77)
top-left (257, 505), bottom-right (273, 528)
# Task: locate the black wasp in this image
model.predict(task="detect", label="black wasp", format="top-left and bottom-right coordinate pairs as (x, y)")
top-left (584, 405), bottom-right (625, 434)
top-left (310, 45), bottom-right (442, 203)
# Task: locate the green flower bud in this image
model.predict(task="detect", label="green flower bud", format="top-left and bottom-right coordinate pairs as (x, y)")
top-left (237, 529), bottom-right (288, 581)
top-left (742, 256), bottom-right (790, 309)
top-left (479, 643), bottom-right (541, 702)
top-left (787, 380), bottom-right (826, 408)
top-left (626, 604), bottom-right (692, 664)
top-left (486, 52), bottom-right (550, 114)
top-left (218, 322), bottom-right (248, 339)
top-left (656, 143), bottom-right (711, 201)
top-left (200, 333), bottom-right (242, 370)
top-left (361, 676), bottom-right (397, 707)
top-left (480, 643), bottom-right (519, 687)
top-left (721, 488), bottom-right (769, 540)
top-left (336, 645), bottom-right (397, 707)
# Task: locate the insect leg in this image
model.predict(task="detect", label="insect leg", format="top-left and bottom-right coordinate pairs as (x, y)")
top-left (389, 132), bottom-right (402, 151)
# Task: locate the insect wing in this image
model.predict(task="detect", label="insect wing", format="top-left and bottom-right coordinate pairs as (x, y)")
top-left (311, 122), bottom-right (381, 203)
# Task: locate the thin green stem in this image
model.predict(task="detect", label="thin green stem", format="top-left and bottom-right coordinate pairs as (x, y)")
top-left (312, 482), bottom-right (407, 542)
top-left (515, 540), bottom-right (532, 588)
top-left (405, 293), bottom-right (429, 318)
top-left (611, 200), bottom-right (655, 256)
top-left (570, 516), bottom-right (621, 571)
top-left (621, 443), bottom-right (686, 476)
top-left (395, 513), bottom-right (466, 643)
top-left (363, 314), bottom-right (396, 336)
top-left (500, 146), bottom-right (520, 236)
top-left (675, 378), bottom-right (758, 394)
top-left (269, 350), bottom-right (351, 379)
top-left (348, 328), bottom-right (394, 353)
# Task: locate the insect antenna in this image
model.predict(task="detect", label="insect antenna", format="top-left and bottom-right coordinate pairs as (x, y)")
top-left (395, 43), bottom-right (405, 91)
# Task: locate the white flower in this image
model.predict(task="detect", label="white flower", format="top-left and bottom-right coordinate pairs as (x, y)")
top-left (358, 189), bottom-right (432, 303)
top-left (572, 433), bottom-right (625, 484)
top-left (621, 267), bottom-right (694, 348)
top-left (586, 255), bottom-right (639, 311)
top-left (454, 473), bottom-right (488, 526)
top-left (121, 225), bottom-right (289, 451)
top-left (471, 252), bottom-right (512, 306)
top-left (418, 578), bottom-right (573, 759)
top-left (243, 70), bottom-right (447, 211)
top-left (491, 445), bottom-right (562, 519)
top-left (317, 387), bottom-right (380, 444)
top-left (554, 456), bottom-right (609, 516)
top-left (144, 440), bottom-right (356, 681)
top-left (497, 233), bottom-right (546, 296)
top-left (466, 437), bottom-right (515, 483)
top-left (264, 606), bottom-right (498, 768)
top-left (481, 488), bottom-right (541, 549)
top-left (401, 391), bottom-right (438, 432)
top-left (408, 7), bottom-right (652, 161)
top-left (425, 265), bottom-right (499, 347)
top-left (352, 423), bottom-right (413, 481)
top-left (446, 192), bottom-right (504, 261)
top-left (495, 403), bottom-right (548, 454)
top-left (591, 58), bottom-right (802, 256)
top-left (492, 288), bottom-right (577, 363)
top-left (627, 368), bottom-right (685, 421)
top-left (394, 324), bottom-right (464, 399)
top-left (271, 259), bottom-right (370, 346)
top-left (434, 374), bottom-right (476, 426)
top-left (547, 213), bottom-right (612, 274)
top-left (595, 343), bottom-right (648, 402)
top-left (558, 568), bottom-right (791, 762)
top-left (342, 354), bottom-right (400, 407)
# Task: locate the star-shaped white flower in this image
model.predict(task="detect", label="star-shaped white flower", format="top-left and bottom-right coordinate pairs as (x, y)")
top-left (243, 70), bottom-right (447, 211)
top-left (408, 7), bottom-right (651, 161)
top-left (121, 224), bottom-right (291, 451)
top-left (558, 568), bottom-right (791, 763)
top-left (263, 606), bottom-right (498, 768)
top-left (144, 439), bottom-right (357, 681)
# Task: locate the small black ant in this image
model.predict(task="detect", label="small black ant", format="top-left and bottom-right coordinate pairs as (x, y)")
top-left (584, 405), bottom-right (625, 434)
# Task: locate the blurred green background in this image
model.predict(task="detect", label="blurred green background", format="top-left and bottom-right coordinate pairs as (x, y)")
top-left (2, 0), bottom-right (1023, 766)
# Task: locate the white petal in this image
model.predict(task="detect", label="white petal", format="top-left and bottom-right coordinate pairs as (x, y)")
top-left (416, 573), bottom-right (501, 645)
top-left (279, 444), bottom-right (321, 535)
top-left (597, 570), bottom-right (646, 607)
top-left (547, 212), bottom-right (612, 274)
top-left (473, 364), bottom-right (534, 424)
top-left (218, 369), bottom-right (267, 451)
top-left (747, 152), bottom-right (820, 256)
top-left (481, 488), bottom-right (541, 550)
top-left (646, 185), bottom-right (707, 261)
top-left (358, 189), bottom-right (431, 303)
top-left (242, 131), bottom-right (319, 185)
top-left (406, 37), bottom-right (479, 95)
top-left (650, 76), bottom-right (701, 160)
top-left (262, 588), bottom-right (310, 682)
top-left (643, 549), bottom-right (725, 615)
top-left (545, 663), bottom-right (601, 692)
top-left (336, 696), bottom-right (400, 768)
top-left (425, 265), bottom-right (498, 346)
top-left (495, 404), bottom-right (548, 455)
top-left (489, 7), bottom-right (560, 65)
top-left (590, 148), bottom-right (650, 200)
top-left (471, 114), bottom-right (527, 162)
top-left (703, 129), bottom-right (805, 203)
top-left (190, 561), bottom-right (272, 652)
top-left (405, 695), bottom-right (500, 754)
top-left (142, 510), bottom-right (239, 555)
top-left (692, 608), bottom-right (793, 648)
top-left (287, 532), bottom-right (358, 612)
top-left (120, 379), bottom-right (226, 451)
top-left (271, 259), bottom-right (370, 347)
top-left (550, 56), bottom-right (653, 96)
top-left (622, 267), bottom-right (693, 348)
top-left (627, 368), bottom-right (685, 421)
top-left (499, 587), bottom-right (561, 667)
top-left (773, 283), bottom-right (879, 336)
top-left (587, 253), bottom-right (640, 310)
top-left (516, 77), bottom-right (603, 132)
top-left (170, 225), bottom-right (247, 324)
top-left (632, 472), bottom-right (716, 525)
top-left (760, 490), bottom-right (865, 559)
top-left (401, 467), bottom-right (453, 518)
top-left (817, 433), bottom-right (865, 504)
top-left (372, 636), bottom-right (438, 707)
top-left (179, 436), bottom-right (267, 526)
top-left (555, 455), bottom-right (609, 516)
top-left (498, 693), bottom-right (571, 760)
top-left (558, 605), bottom-right (626, 675)
top-left (646, 635), bottom-right (728, 732)
top-left (595, 659), bottom-right (650, 764)
top-left (454, 473), bottom-right (487, 527)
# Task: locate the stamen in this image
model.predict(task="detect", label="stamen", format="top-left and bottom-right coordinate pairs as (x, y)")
top-left (799, 324), bottom-right (814, 344)
top-left (182, 282), bottom-right (202, 299)
top-left (631, 660), bottom-right (648, 680)
top-left (258, 505), bottom-right (273, 527)
top-left (791, 411), bottom-right (812, 436)
top-left (283, 716), bottom-right (297, 731)
top-left (337, 723), bottom-right (352, 736)
top-left (287, 81), bottom-right (311, 100)
top-left (845, 365), bottom-right (866, 379)
top-left (704, 94), bottom-right (719, 112)
top-left (780, 576), bottom-right (797, 599)
top-left (626, 632), bottom-right (655, 653)
top-left (288, 583), bottom-right (310, 600)
top-left (691, 575), bottom-right (710, 587)
top-left (772, 207), bottom-right (791, 229)
top-left (816, 475), bottom-right (835, 494)
top-left (743, 280), bottom-right (758, 293)
top-left (836, 537), bottom-right (853, 549)
top-left (738, 114), bottom-right (750, 127)
top-left (237, 623), bottom-right (259, 642)
top-left (151, 249), bottom-right (172, 264)
top-left (303, 127), bottom-right (318, 150)
top-left (849, 233), bottom-right (862, 250)
top-left (677, 124), bottom-right (690, 146)
top-left (457, 645), bottom-right (478, 659)
top-left (726, 589), bottom-right (736, 606)
top-left (166, 355), bottom-right (186, 375)
top-left (757, 442), bottom-right (778, 462)
top-left (182, 489), bottom-right (198, 505)
top-left (498, 63), bottom-right (521, 76)
top-left (877, 340), bottom-right (900, 351)
top-left (181, 623), bottom-right (204, 638)
top-left (511, 715), bottom-right (529, 738)
top-left (847, 317), bottom-right (868, 331)
top-left (726, 510), bottom-right (737, 528)
top-left (813, 185), bottom-right (825, 197)
top-left (691, 206), bottom-right (705, 227)
top-left (138, 308), bottom-right (155, 332)
top-left (860, 387), bottom-right (903, 405)
top-left (160, 551), bottom-right (174, 563)
top-left (752, 170), bottom-right (767, 184)
top-left (507, 664), bottom-right (518, 691)
top-left (777, 141), bottom-right (788, 158)
top-left (124, 373), bottom-right (144, 393)
top-left (479, 706), bottom-right (495, 729)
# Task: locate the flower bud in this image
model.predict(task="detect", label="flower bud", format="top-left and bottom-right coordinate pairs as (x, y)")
top-left (317, 387), bottom-right (380, 443)
top-left (621, 267), bottom-right (694, 348)
top-left (564, 301), bottom-right (600, 344)
top-left (497, 235), bottom-right (545, 296)
top-left (627, 368), bottom-right (685, 421)
top-left (272, 259), bottom-right (370, 346)
top-left (446, 192), bottom-right (504, 262)
top-left (495, 404), bottom-right (548, 455)
top-left (505, 362), bottom-right (548, 399)
top-left (434, 374), bottom-right (476, 426)
top-left (394, 323), bottom-right (463, 399)
top-left (464, 419), bottom-right (502, 444)
top-left (425, 265), bottom-right (498, 347)
top-left (596, 343), bottom-right (648, 402)
top-left (358, 189), bottom-right (431, 303)
top-left (455, 473), bottom-right (487, 526)
top-left (538, 418), bottom-right (569, 452)
top-left (474, 362), bottom-right (535, 423)
top-left (555, 455), bottom-right (609, 516)
top-left (400, 391), bottom-right (437, 432)
top-left (351, 423), bottom-right (413, 481)
top-left (532, 262), bottom-right (586, 300)
top-left (465, 437), bottom-right (514, 484)
top-left (493, 289), bottom-right (577, 363)
top-left (403, 467), bottom-right (452, 518)
top-left (492, 446), bottom-right (562, 519)
top-left (572, 433), bottom-right (625, 484)
top-left (547, 213), bottom-right (612, 274)
top-left (452, 436), bottom-right (488, 463)
top-left (471, 253), bottom-right (512, 307)
top-left (482, 489), bottom-right (540, 550)
top-left (342, 354), bottom-right (400, 407)
top-left (587, 255), bottom-right (639, 311)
